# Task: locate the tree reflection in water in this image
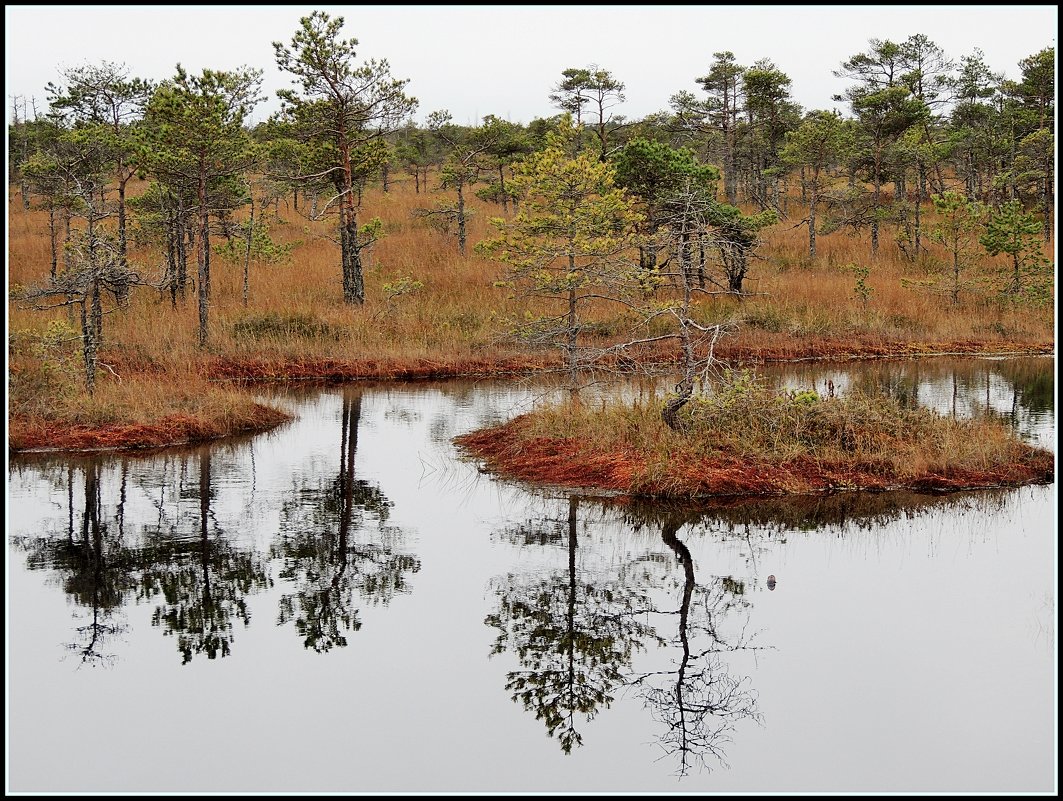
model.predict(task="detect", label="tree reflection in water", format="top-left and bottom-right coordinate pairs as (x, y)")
top-left (485, 488), bottom-right (1009, 775)
top-left (142, 450), bottom-right (271, 664)
top-left (10, 390), bottom-right (424, 666)
top-left (486, 497), bottom-right (764, 769)
top-left (12, 450), bottom-right (272, 666)
top-left (15, 461), bottom-right (134, 666)
top-left (272, 390), bottom-right (421, 653)
top-left (625, 512), bottom-right (764, 777)
top-left (485, 496), bottom-right (660, 754)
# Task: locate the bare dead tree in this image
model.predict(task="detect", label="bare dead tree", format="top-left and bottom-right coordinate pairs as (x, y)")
top-left (17, 222), bottom-right (159, 395)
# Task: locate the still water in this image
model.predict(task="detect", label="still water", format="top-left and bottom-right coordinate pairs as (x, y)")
top-left (7, 357), bottom-right (1056, 793)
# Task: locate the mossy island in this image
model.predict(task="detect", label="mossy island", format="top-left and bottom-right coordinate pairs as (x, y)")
top-left (455, 371), bottom-right (1054, 499)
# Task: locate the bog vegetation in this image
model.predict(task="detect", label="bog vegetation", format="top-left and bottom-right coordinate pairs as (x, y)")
top-left (7, 11), bottom-right (1055, 455)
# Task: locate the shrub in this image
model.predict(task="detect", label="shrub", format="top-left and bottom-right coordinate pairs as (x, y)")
top-left (231, 313), bottom-right (344, 341)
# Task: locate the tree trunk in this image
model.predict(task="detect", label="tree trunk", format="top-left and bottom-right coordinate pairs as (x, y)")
top-left (91, 274), bottom-right (103, 350)
top-left (243, 194), bottom-right (254, 307)
top-left (63, 209), bottom-right (73, 271)
top-left (167, 217), bottom-right (178, 309)
top-left (176, 210), bottom-right (188, 302)
top-left (662, 235), bottom-right (696, 431)
top-left (951, 240), bottom-right (960, 306)
top-left (197, 166), bottom-right (210, 348)
top-left (1042, 174), bottom-right (1052, 243)
top-left (871, 150), bottom-right (881, 257)
top-left (499, 163), bottom-right (508, 213)
top-left (338, 132), bottom-right (365, 305)
top-left (723, 120), bottom-right (737, 206)
top-left (80, 298), bottom-right (98, 395)
top-left (566, 247), bottom-right (579, 399)
top-left (87, 212), bottom-right (103, 347)
top-left (697, 233), bottom-right (706, 289)
top-left (566, 284), bottom-right (578, 398)
top-left (457, 181), bottom-right (467, 255)
top-left (340, 212), bottom-right (364, 304)
top-left (48, 205), bottom-right (58, 280)
top-left (914, 167), bottom-right (924, 257)
top-left (117, 173), bottom-right (129, 269)
top-left (809, 188), bottom-right (817, 259)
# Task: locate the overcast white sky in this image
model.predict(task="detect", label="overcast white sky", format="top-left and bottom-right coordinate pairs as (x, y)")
top-left (4, 5), bottom-right (1058, 126)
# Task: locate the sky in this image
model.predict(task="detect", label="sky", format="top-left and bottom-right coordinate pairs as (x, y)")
top-left (4, 4), bottom-right (1058, 127)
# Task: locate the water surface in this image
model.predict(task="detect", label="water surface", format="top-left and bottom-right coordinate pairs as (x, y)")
top-left (7, 356), bottom-right (1056, 793)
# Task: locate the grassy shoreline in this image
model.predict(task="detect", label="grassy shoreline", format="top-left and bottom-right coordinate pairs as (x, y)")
top-left (9, 342), bottom-right (1054, 454)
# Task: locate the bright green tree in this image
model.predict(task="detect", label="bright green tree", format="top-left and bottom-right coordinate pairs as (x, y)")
top-left (478, 118), bottom-right (642, 395)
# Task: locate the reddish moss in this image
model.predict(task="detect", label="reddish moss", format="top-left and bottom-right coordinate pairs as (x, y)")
top-left (9, 402), bottom-right (291, 453)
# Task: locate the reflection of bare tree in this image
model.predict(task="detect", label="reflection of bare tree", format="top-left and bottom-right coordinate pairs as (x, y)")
top-left (486, 496), bottom-right (658, 754)
top-left (273, 390), bottom-right (420, 653)
top-left (627, 516), bottom-right (763, 777)
top-left (142, 451), bottom-right (271, 664)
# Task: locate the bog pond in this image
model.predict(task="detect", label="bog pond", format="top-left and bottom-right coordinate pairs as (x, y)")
top-left (7, 355), bottom-right (1055, 793)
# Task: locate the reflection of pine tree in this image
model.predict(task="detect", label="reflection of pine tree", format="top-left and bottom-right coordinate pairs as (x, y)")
top-left (628, 516), bottom-right (763, 777)
top-left (14, 456), bottom-right (271, 667)
top-left (16, 462), bottom-right (135, 666)
top-left (141, 451), bottom-right (271, 664)
top-left (273, 391), bottom-right (420, 653)
top-left (486, 496), bottom-right (657, 754)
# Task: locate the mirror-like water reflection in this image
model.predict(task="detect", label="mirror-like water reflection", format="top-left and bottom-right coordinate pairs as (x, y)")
top-left (7, 356), bottom-right (1055, 793)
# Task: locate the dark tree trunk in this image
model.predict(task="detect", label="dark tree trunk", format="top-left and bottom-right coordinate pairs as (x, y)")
top-left (809, 189), bottom-right (817, 259)
top-left (1043, 175), bottom-right (1052, 243)
top-left (871, 152), bottom-right (881, 257)
top-left (48, 205), bottom-right (58, 281)
top-left (243, 194), bottom-right (254, 307)
top-left (457, 181), bottom-right (467, 255)
top-left (197, 167), bottom-right (210, 348)
top-left (63, 209), bottom-right (73, 271)
top-left (117, 173), bottom-right (129, 269)
top-left (340, 212), bottom-right (365, 305)
top-left (697, 233), bottom-right (706, 288)
top-left (167, 217), bottom-right (178, 309)
top-left (176, 210), bottom-right (189, 302)
top-left (662, 226), bottom-right (696, 431)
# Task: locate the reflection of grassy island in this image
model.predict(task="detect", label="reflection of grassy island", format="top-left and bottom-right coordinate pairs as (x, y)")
top-left (456, 376), bottom-right (1054, 498)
